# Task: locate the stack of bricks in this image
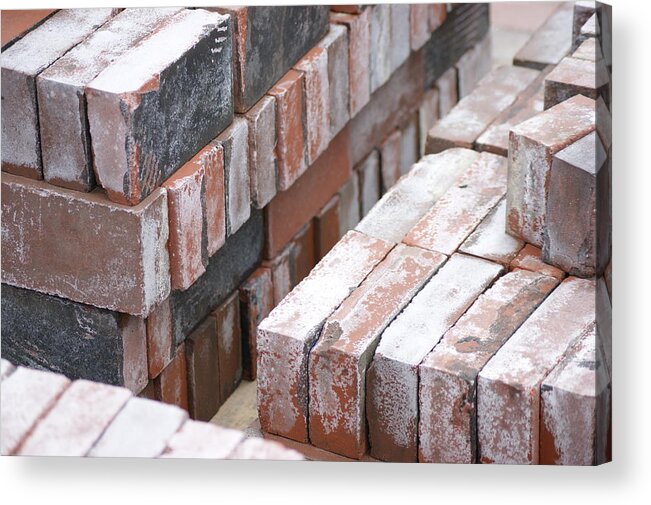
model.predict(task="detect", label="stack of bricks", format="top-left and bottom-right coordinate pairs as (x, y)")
top-left (1, 4), bottom-right (491, 426)
top-left (257, 1), bottom-right (612, 465)
top-left (1, 358), bottom-right (303, 460)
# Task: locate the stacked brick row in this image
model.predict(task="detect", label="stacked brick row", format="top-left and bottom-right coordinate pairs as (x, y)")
top-left (1, 5), bottom-right (490, 423)
top-left (257, 1), bottom-right (612, 465)
top-left (1, 359), bottom-right (303, 460)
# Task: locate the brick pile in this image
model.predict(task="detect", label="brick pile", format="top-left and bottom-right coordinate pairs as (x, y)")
top-left (0, 358), bottom-right (303, 460)
top-left (257, 1), bottom-right (612, 465)
top-left (1, 4), bottom-right (491, 427)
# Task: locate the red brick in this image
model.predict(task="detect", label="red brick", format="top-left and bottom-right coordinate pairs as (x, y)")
top-left (429, 3), bottom-right (447, 32)
top-left (17, 380), bottom-right (131, 456)
top-left (572, 36), bottom-right (603, 62)
top-left (358, 150), bottom-right (381, 216)
top-left (337, 171), bottom-right (361, 236)
top-left (268, 69), bottom-right (306, 190)
top-left (239, 268), bottom-right (274, 380)
top-left (436, 66), bottom-right (458, 117)
top-left (418, 270), bottom-right (558, 463)
top-left (162, 154), bottom-right (206, 291)
top-left (366, 253), bottom-right (503, 462)
top-left (369, 4), bottom-right (391, 92)
top-left (292, 222), bottom-right (317, 285)
top-left (1, 9), bottom-right (56, 47)
top-left (229, 437), bottom-right (305, 460)
top-left (318, 23), bottom-right (350, 138)
top-left (310, 244), bottom-right (446, 458)
top-left (389, 4), bottom-right (410, 73)
top-left (379, 130), bottom-right (402, 192)
top-left (264, 244), bottom-right (296, 306)
top-left (245, 95), bottom-right (277, 208)
top-left (410, 4), bottom-right (431, 51)
top-left (264, 126), bottom-right (352, 259)
top-left (146, 298), bottom-right (174, 379)
top-left (295, 47), bottom-right (330, 164)
top-left (155, 343), bottom-right (189, 411)
top-left (161, 419), bottom-right (244, 458)
top-left (544, 56), bottom-right (610, 110)
top-left (138, 380), bottom-right (156, 400)
top-left (257, 230), bottom-right (392, 442)
top-left (200, 141), bottom-right (226, 256)
top-left (478, 277), bottom-right (597, 464)
top-left (1, 173), bottom-right (170, 317)
top-left (185, 316), bottom-right (220, 421)
top-left (214, 292), bottom-right (242, 403)
top-left (511, 244), bottom-right (566, 282)
top-left (315, 195), bottom-right (341, 261)
top-left (1, 367), bottom-right (70, 455)
top-left (330, 5), bottom-right (364, 15)
top-left (419, 87), bottom-right (440, 156)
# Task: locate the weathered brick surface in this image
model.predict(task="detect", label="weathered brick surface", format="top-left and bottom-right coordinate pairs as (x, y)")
top-left (400, 114), bottom-right (420, 176)
top-left (86, 9), bottom-right (232, 205)
top-left (154, 343), bottom-right (189, 411)
top-left (410, 4), bottom-right (431, 51)
top-left (418, 270), bottom-right (558, 463)
top-left (426, 65), bottom-right (539, 154)
top-left (513, 3), bottom-right (573, 70)
top-left (478, 277), bottom-right (596, 464)
top-left (506, 95), bottom-right (600, 246)
top-left (511, 244), bottom-right (566, 281)
top-left (318, 24), bottom-right (350, 138)
top-left (460, 199), bottom-right (525, 266)
top-left (315, 195), bottom-right (341, 261)
top-left (265, 244), bottom-right (296, 306)
top-left (429, 3), bottom-right (447, 32)
top-left (1, 367), bottom-right (70, 455)
top-left (257, 230), bottom-right (392, 442)
top-left (2, 284), bottom-right (148, 393)
top-left (292, 221), bottom-right (317, 284)
top-left (543, 131), bottom-right (609, 277)
top-left (1, 8), bottom-right (117, 179)
top-left (239, 268), bottom-right (274, 380)
top-left (572, 1), bottom-right (596, 49)
top-left (212, 6), bottom-right (329, 113)
top-left (1, 173), bottom-right (169, 317)
top-left (295, 47), bottom-right (330, 164)
top-left (366, 254), bottom-right (503, 462)
top-left (544, 56), bottom-right (610, 110)
top-left (214, 292), bottom-right (243, 403)
top-left (456, 34), bottom-right (492, 99)
top-left (357, 148), bottom-right (479, 243)
top-left (338, 171), bottom-right (361, 236)
top-left (146, 299), bottom-right (174, 379)
top-left (358, 150), bottom-right (381, 217)
top-left (228, 437), bottom-right (304, 460)
top-left (245, 96), bottom-right (277, 209)
top-left (268, 69), bottom-right (307, 190)
top-left (540, 323), bottom-right (610, 465)
top-left (37, 8), bottom-right (181, 192)
top-left (379, 130), bottom-right (402, 192)
top-left (418, 87), bottom-right (440, 157)
top-left (197, 141), bottom-right (226, 257)
top-left (1, 9), bottom-right (57, 48)
top-left (89, 397), bottom-right (187, 457)
top-left (369, 4), bottom-right (391, 92)
top-left (185, 316), bottom-right (220, 421)
top-left (436, 67), bottom-right (458, 117)
top-left (17, 379), bottom-right (131, 456)
top-left (161, 419), bottom-right (244, 458)
top-left (389, 4), bottom-right (410, 72)
top-left (310, 244), bottom-right (446, 458)
top-left (572, 36), bottom-right (603, 63)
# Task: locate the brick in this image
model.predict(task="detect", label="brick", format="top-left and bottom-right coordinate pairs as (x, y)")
top-left (572, 36), bottom-right (604, 62)
top-left (379, 130), bottom-right (402, 192)
top-left (138, 380), bottom-right (156, 400)
top-left (264, 127), bottom-right (352, 258)
top-left (369, 4), bottom-right (391, 92)
top-left (410, 4), bottom-right (431, 51)
top-left (89, 397), bottom-right (187, 457)
top-left (185, 316), bottom-right (220, 421)
top-left (429, 4), bottom-right (447, 32)
top-left (366, 253), bottom-right (503, 462)
top-left (540, 324), bottom-right (610, 465)
top-left (418, 270), bottom-right (558, 463)
top-left (265, 244), bottom-right (296, 306)
top-left (389, 4), bottom-right (410, 73)
top-left (228, 437), bottom-right (305, 460)
top-left (162, 152), bottom-right (207, 291)
top-left (86, 9), bottom-right (232, 205)
top-left (338, 171), bottom-right (361, 236)
top-left (1, 173), bottom-right (170, 317)
top-left (1, 359), bottom-right (15, 381)
top-left (1, 367), bottom-right (70, 455)
top-left (478, 277), bottom-right (596, 464)
top-left (212, 6), bottom-right (329, 113)
top-left (318, 24), bottom-right (350, 138)
top-left (17, 380), bottom-right (131, 456)
top-left (330, 5), bottom-right (364, 15)
top-left (456, 35), bottom-right (492, 99)
top-left (214, 292), bottom-right (243, 403)
top-left (419, 87), bottom-right (440, 157)
top-left (37, 8), bottom-right (181, 192)
top-left (296, 49), bottom-right (330, 166)
top-left (1, 9), bottom-right (57, 48)
top-left (358, 150), bottom-right (381, 217)
top-left (292, 222), bottom-right (317, 284)
top-left (1, 284), bottom-right (148, 393)
top-left (426, 65), bottom-right (540, 154)
top-left (218, 118), bottom-right (251, 236)
top-left (161, 419), bottom-right (244, 458)
top-left (511, 244), bottom-right (566, 282)
top-left (1, 9), bottom-right (117, 179)
top-left (268, 69), bottom-right (307, 190)
top-left (572, 1), bottom-right (596, 49)
top-left (403, 153), bottom-right (507, 255)
top-left (436, 67), bottom-right (458, 117)
top-left (315, 195), bottom-right (340, 261)
top-left (399, 114), bottom-right (420, 176)
top-left (604, 261), bottom-right (612, 300)
top-left (245, 96), bottom-right (277, 208)
top-left (544, 56), bottom-right (610, 110)
top-left (198, 141), bottom-right (226, 256)
top-left (331, 9), bottom-right (371, 116)
top-left (580, 13), bottom-right (599, 41)
top-left (171, 208), bottom-right (263, 344)
top-left (310, 244), bottom-right (446, 458)
top-left (257, 230), bottom-right (393, 442)
top-left (514, 3), bottom-right (573, 70)
top-left (596, 275), bottom-right (612, 374)
top-left (460, 198), bottom-right (525, 266)
top-left (543, 131), bottom-right (609, 277)
top-left (146, 298), bottom-right (174, 379)
top-left (357, 148), bottom-right (479, 243)
top-left (154, 343), bottom-right (189, 411)
top-left (506, 95), bottom-right (602, 246)
top-left (239, 268), bottom-right (274, 380)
